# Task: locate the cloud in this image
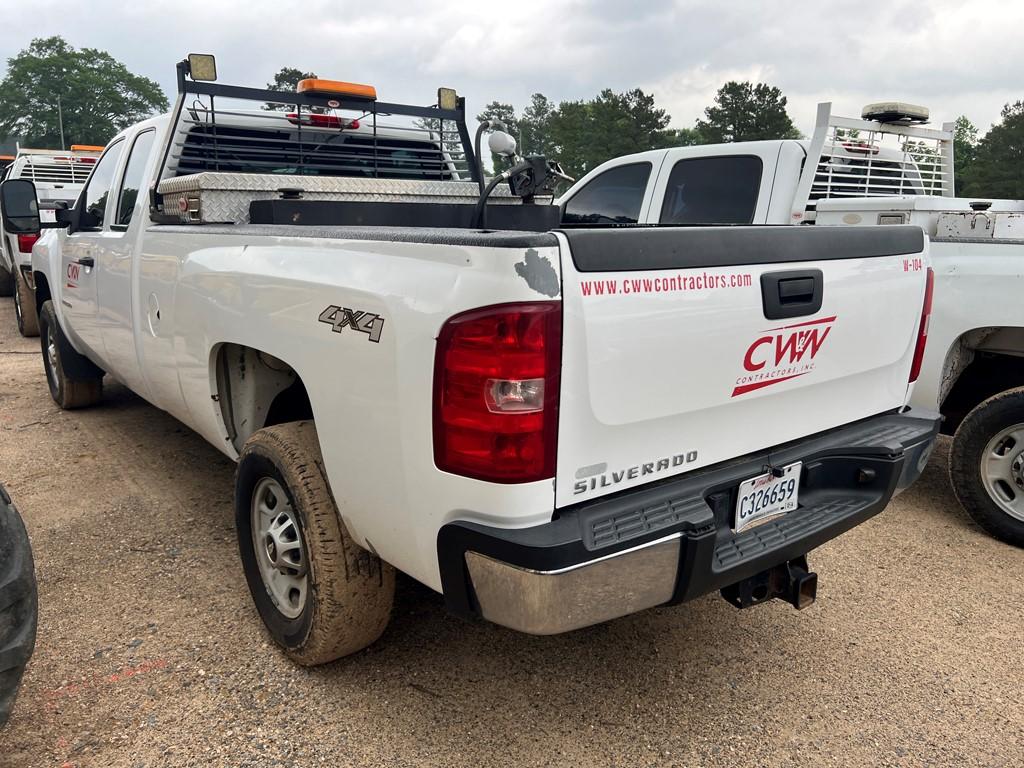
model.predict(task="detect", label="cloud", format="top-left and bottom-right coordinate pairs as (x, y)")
top-left (0, 0), bottom-right (1019, 140)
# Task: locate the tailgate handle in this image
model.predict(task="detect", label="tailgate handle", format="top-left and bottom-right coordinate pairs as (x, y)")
top-left (761, 269), bottom-right (823, 320)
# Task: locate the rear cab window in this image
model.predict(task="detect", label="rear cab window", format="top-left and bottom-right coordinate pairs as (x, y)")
top-left (659, 156), bottom-right (762, 225)
top-left (115, 130), bottom-right (157, 228)
top-left (562, 162), bottom-right (651, 226)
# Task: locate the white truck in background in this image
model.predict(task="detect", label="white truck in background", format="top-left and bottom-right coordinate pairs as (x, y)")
top-left (0, 145), bottom-right (103, 336)
top-left (0, 57), bottom-right (938, 664)
top-left (559, 101), bottom-right (1024, 546)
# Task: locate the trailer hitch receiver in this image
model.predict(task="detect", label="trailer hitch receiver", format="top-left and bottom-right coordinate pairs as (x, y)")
top-left (720, 555), bottom-right (818, 610)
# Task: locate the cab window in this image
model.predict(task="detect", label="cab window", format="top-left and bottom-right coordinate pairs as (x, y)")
top-left (80, 140), bottom-right (125, 229)
top-left (562, 162), bottom-right (651, 225)
top-left (115, 130), bottom-right (156, 227)
top-left (659, 156), bottom-right (762, 225)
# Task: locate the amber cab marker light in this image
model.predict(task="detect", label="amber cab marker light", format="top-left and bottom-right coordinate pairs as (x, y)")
top-left (296, 79), bottom-right (377, 101)
top-left (70, 145), bottom-right (104, 153)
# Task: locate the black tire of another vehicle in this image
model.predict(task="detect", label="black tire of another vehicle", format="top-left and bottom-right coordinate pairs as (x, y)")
top-left (14, 271), bottom-right (39, 337)
top-left (0, 264), bottom-right (14, 297)
top-left (235, 421), bottom-right (395, 665)
top-left (38, 300), bottom-right (102, 409)
top-left (0, 485), bottom-right (39, 727)
top-left (950, 387), bottom-right (1024, 547)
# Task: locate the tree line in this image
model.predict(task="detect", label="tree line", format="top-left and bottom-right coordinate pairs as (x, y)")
top-left (0, 37), bottom-right (1018, 199)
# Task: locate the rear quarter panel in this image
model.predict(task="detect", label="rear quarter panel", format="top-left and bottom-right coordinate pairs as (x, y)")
top-left (143, 229), bottom-right (564, 591)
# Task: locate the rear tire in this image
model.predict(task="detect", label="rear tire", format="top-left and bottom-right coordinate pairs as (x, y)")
top-left (235, 421), bottom-right (394, 665)
top-left (0, 485), bottom-right (38, 727)
top-left (38, 300), bottom-right (102, 409)
top-left (950, 387), bottom-right (1024, 547)
top-left (14, 271), bottom-right (38, 337)
top-left (0, 264), bottom-right (13, 298)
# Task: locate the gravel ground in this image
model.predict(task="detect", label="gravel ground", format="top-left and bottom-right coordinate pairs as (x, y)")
top-left (0, 297), bottom-right (1021, 768)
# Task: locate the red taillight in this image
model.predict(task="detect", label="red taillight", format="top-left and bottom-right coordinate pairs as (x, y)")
top-left (285, 112), bottom-right (358, 130)
top-left (909, 267), bottom-right (934, 383)
top-left (433, 302), bottom-right (561, 483)
top-left (17, 234), bottom-right (39, 254)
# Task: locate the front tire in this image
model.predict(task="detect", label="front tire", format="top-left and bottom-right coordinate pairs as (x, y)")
top-left (235, 421), bottom-right (395, 665)
top-left (14, 271), bottom-right (38, 337)
top-left (38, 300), bottom-right (102, 409)
top-left (950, 387), bottom-right (1024, 547)
top-left (0, 485), bottom-right (38, 727)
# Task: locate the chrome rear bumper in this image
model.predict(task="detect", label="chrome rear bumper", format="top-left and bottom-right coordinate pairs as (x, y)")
top-left (465, 534), bottom-right (680, 635)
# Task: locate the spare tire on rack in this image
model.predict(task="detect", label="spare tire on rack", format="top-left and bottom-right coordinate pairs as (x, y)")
top-left (0, 484), bottom-right (37, 726)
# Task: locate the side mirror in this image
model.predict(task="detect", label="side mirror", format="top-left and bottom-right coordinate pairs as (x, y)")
top-left (0, 179), bottom-right (41, 235)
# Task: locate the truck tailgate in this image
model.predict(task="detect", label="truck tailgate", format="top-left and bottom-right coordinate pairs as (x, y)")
top-left (555, 225), bottom-right (928, 507)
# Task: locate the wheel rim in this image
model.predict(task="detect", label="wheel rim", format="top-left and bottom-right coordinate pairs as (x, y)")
top-left (45, 325), bottom-right (59, 384)
top-left (980, 422), bottom-right (1024, 522)
top-left (250, 477), bottom-right (308, 619)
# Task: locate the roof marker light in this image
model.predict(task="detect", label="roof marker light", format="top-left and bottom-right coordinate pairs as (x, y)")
top-left (297, 79), bottom-right (377, 101)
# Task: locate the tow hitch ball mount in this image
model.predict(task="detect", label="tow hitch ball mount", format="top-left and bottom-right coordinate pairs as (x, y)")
top-left (720, 555), bottom-right (818, 610)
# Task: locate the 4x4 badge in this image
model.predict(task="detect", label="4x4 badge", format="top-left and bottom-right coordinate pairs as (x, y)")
top-left (318, 306), bottom-right (385, 343)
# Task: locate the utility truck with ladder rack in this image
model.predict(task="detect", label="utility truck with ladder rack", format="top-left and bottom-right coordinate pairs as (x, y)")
top-left (0, 145), bottom-right (104, 336)
top-left (0, 56), bottom-right (938, 663)
top-left (560, 101), bottom-right (1024, 547)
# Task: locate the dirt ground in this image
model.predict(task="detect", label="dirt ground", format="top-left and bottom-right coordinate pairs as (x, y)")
top-left (0, 297), bottom-right (1021, 768)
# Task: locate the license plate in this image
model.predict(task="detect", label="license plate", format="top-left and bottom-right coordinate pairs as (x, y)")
top-left (40, 209), bottom-right (57, 223)
top-left (734, 462), bottom-right (802, 532)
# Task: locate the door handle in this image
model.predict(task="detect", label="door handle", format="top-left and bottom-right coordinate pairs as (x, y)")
top-left (760, 269), bottom-right (823, 320)
top-left (74, 256), bottom-right (95, 268)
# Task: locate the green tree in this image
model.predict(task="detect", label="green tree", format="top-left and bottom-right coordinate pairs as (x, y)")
top-left (520, 93), bottom-right (557, 157)
top-left (264, 66), bottom-right (318, 110)
top-left (961, 102), bottom-right (1024, 198)
top-left (0, 36), bottom-right (167, 148)
top-left (951, 115), bottom-right (979, 195)
top-left (696, 81), bottom-right (801, 143)
top-left (547, 88), bottom-right (675, 178)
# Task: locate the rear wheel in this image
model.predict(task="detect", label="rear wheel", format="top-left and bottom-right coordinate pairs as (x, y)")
top-left (950, 387), bottom-right (1024, 547)
top-left (13, 271), bottom-right (38, 337)
top-left (235, 421), bottom-right (394, 665)
top-left (0, 485), bottom-right (38, 727)
top-left (0, 264), bottom-right (13, 297)
top-left (38, 300), bottom-right (102, 409)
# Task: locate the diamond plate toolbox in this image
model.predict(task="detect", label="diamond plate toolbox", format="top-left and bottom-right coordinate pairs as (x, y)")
top-left (157, 172), bottom-right (519, 224)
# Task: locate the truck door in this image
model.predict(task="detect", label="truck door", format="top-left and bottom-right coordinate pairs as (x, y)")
top-left (644, 145), bottom-right (780, 225)
top-left (96, 128), bottom-right (158, 398)
top-left (59, 139), bottom-right (125, 360)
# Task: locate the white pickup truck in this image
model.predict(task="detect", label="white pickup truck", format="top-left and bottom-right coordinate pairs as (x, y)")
top-left (561, 102), bottom-right (1024, 547)
top-left (0, 57), bottom-right (939, 664)
top-left (0, 146), bottom-right (103, 336)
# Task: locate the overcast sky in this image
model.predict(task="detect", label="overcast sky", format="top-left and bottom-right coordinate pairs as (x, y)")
top-left (0, 0), bottom-right (1021, 137)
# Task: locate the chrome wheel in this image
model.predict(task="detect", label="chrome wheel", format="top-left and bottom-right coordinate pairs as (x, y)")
top-left (250, 477), bottom-right (307, 619)
top-left (45, 326), bottom-right (58, 382)
top-left (980, 423), bottom-right (1024, 522)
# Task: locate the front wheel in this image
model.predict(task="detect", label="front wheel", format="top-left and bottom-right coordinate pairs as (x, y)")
top-left (235, 421), bottom-right (395, 665)
top-left (14, 271), bottom-right (38, 337)
top-left (950, 387), bottom-right (1024, 547)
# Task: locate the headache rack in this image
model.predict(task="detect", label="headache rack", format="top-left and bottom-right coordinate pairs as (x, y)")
top-left (793, 102), bottom-right (955, 223)
top-left (150, 59), bottom-right (484, 224)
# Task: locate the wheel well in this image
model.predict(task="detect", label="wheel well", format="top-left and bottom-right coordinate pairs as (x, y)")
top-left (940, 351), bottom-right (1024, 435)
top-left (214, 344), bottom-right (313, 452)
top-left (33, 271), bottom-right (51, 313)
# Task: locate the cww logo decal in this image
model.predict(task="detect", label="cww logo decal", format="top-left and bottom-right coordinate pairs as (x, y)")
top-left (732, 316), bottom-right (836, 397)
